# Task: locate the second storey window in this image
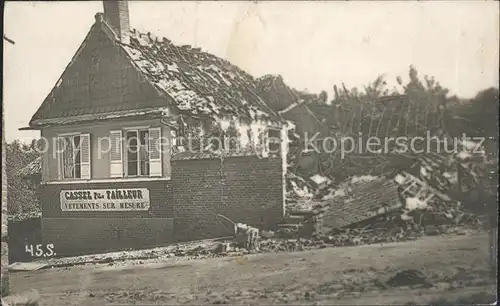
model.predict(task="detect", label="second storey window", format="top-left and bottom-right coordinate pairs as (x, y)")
top-left (126, 130), bottom-right (149, 176)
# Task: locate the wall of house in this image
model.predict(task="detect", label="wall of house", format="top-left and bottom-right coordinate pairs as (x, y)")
top-left (8, 219), bottom-right (42, 263)
top-left (41, 118), bottom-right (172, 182)
top-left (171, 156), bottom-right (284, 242)
top-left (41, 218), bottom-right (173, 256)
top-left (37, 179), bottom-right (173, 256)
top-left (31, 23), bottom-right (167, 122)
top-left (35, 22), bottom-right (176, 183)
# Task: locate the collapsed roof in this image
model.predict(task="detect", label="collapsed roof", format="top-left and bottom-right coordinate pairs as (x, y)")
top-left (120, 27), bottom-right (279, 121)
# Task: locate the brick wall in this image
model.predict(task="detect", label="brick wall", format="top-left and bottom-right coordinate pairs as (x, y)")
top-left (42, 218), bottom-right (173, 256)
top-left (8, 219), bottom-right (42, 263)
top-left (103, 0), bottom-right (130, 40)
top-left (38, 180), bottom-right (173, 256)
top-left (172, 156), bottom-right (284, 242)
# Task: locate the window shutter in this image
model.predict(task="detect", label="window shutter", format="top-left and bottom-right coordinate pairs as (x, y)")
top-left (110, 130), bottom-right (123, 178)
top-left (56, 136), bottom-right (64, 180)
top-left (148, 127), bottom-right (162, 177)
top-left (79, 133), bottom-right (91, 179)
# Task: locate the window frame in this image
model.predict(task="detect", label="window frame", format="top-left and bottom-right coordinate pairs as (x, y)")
top-left (171, 129), bottom-right (184, 147)
top-left (58, 134), bottom-right (83, 180)
top-left (124, 128), bottom-right (150, 177)
top-left (267, 128), bottom-right (282, 155)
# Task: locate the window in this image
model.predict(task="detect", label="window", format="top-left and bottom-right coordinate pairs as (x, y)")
top-left (57, 133), bottom-right (91, 180)
top-left (171, 129), bottom-right (184, 147)
top-left (125, 130), bottom-right (150, 176)
top-left (61, 135), bottom-right (81, 179)
top-left (110, 127), bottom-right (162, 178)
top-left (268, 128), bottom-right (281, 154)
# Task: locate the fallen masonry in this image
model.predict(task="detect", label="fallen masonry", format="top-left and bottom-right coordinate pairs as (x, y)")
top-left (280, 133), bottom-right (495, 240)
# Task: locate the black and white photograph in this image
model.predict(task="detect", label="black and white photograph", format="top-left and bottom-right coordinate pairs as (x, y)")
top-left (1, 1), bottom-right (498, 305)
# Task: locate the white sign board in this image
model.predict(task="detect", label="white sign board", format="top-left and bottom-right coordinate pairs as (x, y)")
top-left (60, 189), bottom-right (150, 211)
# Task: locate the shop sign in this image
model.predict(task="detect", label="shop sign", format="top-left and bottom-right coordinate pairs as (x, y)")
top-left (60, 188), bottom-right (150, 211)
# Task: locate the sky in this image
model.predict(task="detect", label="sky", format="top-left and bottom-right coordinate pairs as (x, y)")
top-left (3, 1), bottom-right (499, 143)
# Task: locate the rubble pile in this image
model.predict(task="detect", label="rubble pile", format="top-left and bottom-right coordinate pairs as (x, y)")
top-left (282, 134), bottom-right (492, 242)
top-left (285, 172), bottom-right (315, 212)
top-left (262, 213), bottom-right (481, 254)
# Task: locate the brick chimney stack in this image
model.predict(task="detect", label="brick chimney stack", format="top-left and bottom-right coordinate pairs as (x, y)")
top-left (103, 0), bottom-right (130, 43)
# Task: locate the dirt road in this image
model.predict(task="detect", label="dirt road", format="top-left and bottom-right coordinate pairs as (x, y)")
top-left (10, 231), bottom-right (496, 305)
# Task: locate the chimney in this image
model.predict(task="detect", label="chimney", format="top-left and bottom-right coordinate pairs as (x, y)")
top-left (102, 0), bottom-right (130, 43)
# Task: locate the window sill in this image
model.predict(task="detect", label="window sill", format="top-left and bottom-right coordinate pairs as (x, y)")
top-left (43, 176), bottom-right (171, 185)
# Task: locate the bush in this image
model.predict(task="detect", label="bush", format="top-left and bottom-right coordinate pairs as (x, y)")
top-left (6, 140), bottom-right (42, 216)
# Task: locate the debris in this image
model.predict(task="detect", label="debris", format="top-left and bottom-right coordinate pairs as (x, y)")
top-left (283, 100), bottom-right (493, 236)
top-left (283, 136), bottom-right (490, 239)
top-left (102, 257), bottom-right (114, 264)
top-left (405, 197), bottom-right (430, 211)
top-left (260, 230), bottom-right (275, 239)
top-left (386, 269), bottom-right (432, 288)
top-left (318, 176), bottom-right (403, 230)
top-left (234, 223), bottom-right (260, 252)
top-left (290, 180), bottom-right (313, 200)
top-left (349, 175), bottom-right (379, 184)
top-left (214, 243), bottom-right (231, 254)
top-left (215, 214), bottom-right (261, 252)
top-left (309, 174), bottom-right (331, 189)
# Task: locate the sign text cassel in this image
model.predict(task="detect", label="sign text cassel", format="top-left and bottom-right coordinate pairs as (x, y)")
top-left (60, 189), bottom-right (150, 211)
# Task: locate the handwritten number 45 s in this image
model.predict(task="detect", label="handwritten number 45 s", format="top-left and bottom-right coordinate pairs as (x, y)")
top-left (25, 244), bottom-right (56, 257)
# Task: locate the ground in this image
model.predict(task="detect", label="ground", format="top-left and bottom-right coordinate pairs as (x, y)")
top-left (9, 231), bottom-right (497, 305)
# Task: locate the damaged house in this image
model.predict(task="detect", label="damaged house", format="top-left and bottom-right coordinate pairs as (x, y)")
top-left (256, 74), bottom-right (329, 138)
top-left (18, 1), bottom-right (489, 256)
top-left (281, 89), bottom-right (492, 236)
top-left (20, 0), bottom-right (292, 255)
